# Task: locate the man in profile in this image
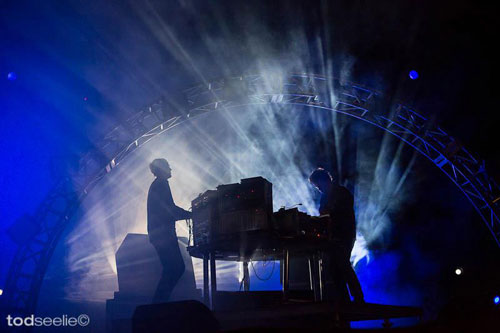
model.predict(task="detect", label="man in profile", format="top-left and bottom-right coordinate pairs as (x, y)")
top-left (147, 158), bottom-right (191, 303)
top-left (309, 168), bottom-right (364, 303)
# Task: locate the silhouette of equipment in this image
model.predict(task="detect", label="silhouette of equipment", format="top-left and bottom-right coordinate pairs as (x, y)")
top-left (192, 176), bottom-right (329, 248)
top-left (189, 177), bottom-right (336, 308)
top-left (192, 176), bottom-right (274, 246)
top-left (186, 176), bottom-right (421, 330)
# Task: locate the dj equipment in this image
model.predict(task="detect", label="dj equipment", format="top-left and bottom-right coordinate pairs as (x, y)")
top-left (191, 177), bottom-right (273, 247)
top-left (190, 177), bottom-right (338, 311)
top-left (273, 207), bottom-right (329, 239)
top-left (192, 190), bottom-right (218, 246)
top-left (217, 177), bottom-right (273, 235)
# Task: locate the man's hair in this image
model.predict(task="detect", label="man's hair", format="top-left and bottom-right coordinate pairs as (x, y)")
top-left (149, 158), bottom-right (170, 177)
top-left (309, 168), bottom-right (333, 186)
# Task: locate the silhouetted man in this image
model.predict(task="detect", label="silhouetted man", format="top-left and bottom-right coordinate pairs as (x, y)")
top-left (147, 158), bottom-right (191, 303)
top-left (309, 168), bottom-right (364, 303)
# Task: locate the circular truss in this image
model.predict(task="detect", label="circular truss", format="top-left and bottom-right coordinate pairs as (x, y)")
top-left (3, 73), bottom-right (500, 322)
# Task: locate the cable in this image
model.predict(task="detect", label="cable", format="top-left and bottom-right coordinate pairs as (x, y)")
top-left (186, 206), bottom-right (193, 246)
top-left (250, 260), bottom-right (276, 281)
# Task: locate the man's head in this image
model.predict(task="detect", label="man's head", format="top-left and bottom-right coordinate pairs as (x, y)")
top-left (309, 167), bottom-right (334, 193)
top-left (150, 158), bottom-right (172, 179)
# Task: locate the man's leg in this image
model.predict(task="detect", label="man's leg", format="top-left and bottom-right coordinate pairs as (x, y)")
top-left (164, 242), bottom-right (185, 296)
top-left (340, 242), bottom-right (364, 302)
top-left (329, 248), bottom-right (350, 303)
top-left (152, 240), bottom-right (185, 303)
top-left (152, 241), bottom-right (170, 303)
top-left (343, 259), bottom-right (364, 302)
top-left (152, 269), bottom-right (169, 303)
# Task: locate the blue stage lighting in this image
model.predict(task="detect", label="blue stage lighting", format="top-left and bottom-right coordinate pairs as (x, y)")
top-left (494, 296), bottom-right (499, 304)
top-left (409, 70), bottom-right (419, 80)
top-left (7, 72), bottom-right (17, 81)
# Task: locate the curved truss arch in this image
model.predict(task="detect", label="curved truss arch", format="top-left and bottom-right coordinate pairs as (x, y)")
top-left (3, 73), bottom-right (500, 322)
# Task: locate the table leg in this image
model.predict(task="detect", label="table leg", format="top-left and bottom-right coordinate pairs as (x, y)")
top-left (210, 251), bottom-right (217, 310)
top-left (318, 254), bottom-right (324, 301)
top-left (308, 256), bottom-right (314, 291)
top-left (243, 261), bottom-right (250, 291)
top-left (283, 250), bottom-right (289, 299)
top-left (311, 253), bottom-right (321, 302)
top-left (203, 253), bottom-right (209, 306)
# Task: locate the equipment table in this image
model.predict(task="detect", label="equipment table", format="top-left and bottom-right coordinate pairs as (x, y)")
top-left (187, 230), bottom-right (332, 309)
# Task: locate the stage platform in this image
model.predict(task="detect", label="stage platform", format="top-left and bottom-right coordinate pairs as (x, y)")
top-left (214, 300), bottom-right (422, 331)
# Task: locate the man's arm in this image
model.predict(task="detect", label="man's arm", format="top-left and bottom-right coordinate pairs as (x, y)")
top-left (161, 181), bottom-right (192, 221)
top-left (171, 205), bottom-right (192, 220)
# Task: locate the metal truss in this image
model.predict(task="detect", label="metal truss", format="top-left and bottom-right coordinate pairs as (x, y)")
top-left (3, 73), bottom-right (500, 327)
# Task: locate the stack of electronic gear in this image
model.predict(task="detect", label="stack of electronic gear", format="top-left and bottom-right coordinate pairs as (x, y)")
top-left (191, 190), bottom-right (218, 247)
top-left (191, 177), bottom-right (273, 247)
top-left (273, 207), bottom-right (329, 240)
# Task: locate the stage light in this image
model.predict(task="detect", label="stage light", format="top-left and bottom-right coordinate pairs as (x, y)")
top-left (0, 289), bottom-right (3, 296)
top-left (409, 70), bottom-right (419, 80)
top-left (455, 267), bottom-right (462, 275)
top-left (494, 296), bottom-right (499, 305)
top-left (7, 72), bottom-right (17, 81)
top-left (83, 96), bottom-right (88, 101)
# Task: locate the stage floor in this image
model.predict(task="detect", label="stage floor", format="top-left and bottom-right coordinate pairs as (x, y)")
top-left (214, 300), bottom-right (422, 331)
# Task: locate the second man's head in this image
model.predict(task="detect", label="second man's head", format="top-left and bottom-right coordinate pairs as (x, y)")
top-left (309, 167), bottom-right (334, 193)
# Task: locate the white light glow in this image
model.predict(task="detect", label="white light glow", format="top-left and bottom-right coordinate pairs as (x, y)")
top-left (38, 5), bottom-right (417, 302)
top-left (57, 96), bottom-right (415, 301)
